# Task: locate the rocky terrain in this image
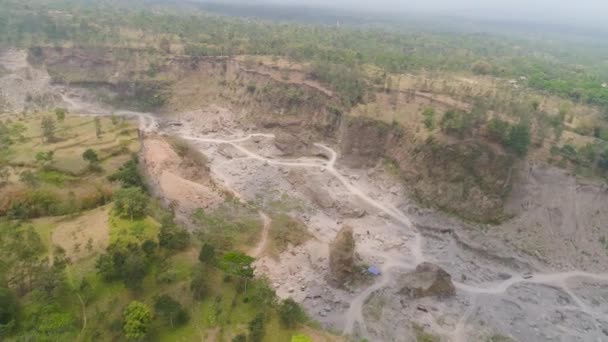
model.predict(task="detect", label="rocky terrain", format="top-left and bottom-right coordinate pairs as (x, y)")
top-left (3, 47), bottom-right (608, 342)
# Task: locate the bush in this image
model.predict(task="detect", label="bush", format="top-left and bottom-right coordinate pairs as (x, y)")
top-left (440, 110), bottom-right (474, 138)
top-left (113, 187), bottom-right (149, 220)
top-left (158, 222), bottom-right (190, 251)
top-left (248, 313), bottom-right (266, 342)
top-left (486, 118), bottom-right (510, 143)
top-left (198, 243), bottom-right (216, 265)
top-left (278, 298), bottom-right (305, 328)
top-left (108, 159), bottom-right (145, 189)
top-left (190, 268), bottom-right (207, 301)
top-left (471, 60), bottom-right (493, 75)
top-left (54, 108), bottom-right (67, 122)
top-left (506, 122), bottom-right (531, 156)
top-left (422, 108), bottom-right (435, 129)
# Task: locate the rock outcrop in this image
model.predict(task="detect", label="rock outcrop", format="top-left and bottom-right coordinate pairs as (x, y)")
top-left (328, 225), bottom-right (355, 287)
top-left (274, 131), bottom-right (313, 157)
top-left (399, 262), bottom-right (455, 299)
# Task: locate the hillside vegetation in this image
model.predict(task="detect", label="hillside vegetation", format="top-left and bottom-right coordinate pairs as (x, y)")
top-left (0, 112), bottom-right (332, 341)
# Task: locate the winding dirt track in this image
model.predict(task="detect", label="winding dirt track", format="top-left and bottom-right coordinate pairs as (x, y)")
top-left (251, 212), bottom-right (271, 258)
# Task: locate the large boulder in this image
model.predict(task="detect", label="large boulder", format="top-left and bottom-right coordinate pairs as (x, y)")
top-left (328, 225), bottom-right (355, 287)
top-left (399, 262), bottom-right (455, 299)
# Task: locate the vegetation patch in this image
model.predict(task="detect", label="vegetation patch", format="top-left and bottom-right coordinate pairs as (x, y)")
top-left (268, 214), bottom-right (312, 256)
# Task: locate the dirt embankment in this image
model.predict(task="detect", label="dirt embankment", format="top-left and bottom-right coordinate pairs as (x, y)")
top-left (138, 134), bottom-right (225, 225)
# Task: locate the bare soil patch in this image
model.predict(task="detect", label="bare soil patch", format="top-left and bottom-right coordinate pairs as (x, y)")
top-left (52, 205), bottom-right (111, 261)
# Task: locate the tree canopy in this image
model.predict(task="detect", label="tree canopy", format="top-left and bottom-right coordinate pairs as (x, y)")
top-left (123, 301), bottom-right (153, 340)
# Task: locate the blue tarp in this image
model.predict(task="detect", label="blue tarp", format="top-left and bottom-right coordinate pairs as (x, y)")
top-left (367, 266), bottom-right (381, 276)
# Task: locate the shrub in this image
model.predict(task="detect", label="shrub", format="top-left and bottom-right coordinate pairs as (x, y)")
top-left (440, 110), bottom-right (474, 138)
top-left (422, 108), bottom-right (435, 129)
top-left (471, 60), bottom-right (493, 75)
top-left (248, 313), bottom-right (266, 342)
top-left (158, 222), bottom-right (190, 251)
top-left (108, 159), bottom-right (145, 189)
top-left (486, 118), bottom-right (510, 143)
top-left (506, 122), bottom-right (531, 156)
top-left (278, 298), bottom-right (305, 328)
top-left (54, 108), bottom-right (67, 122)
top-left (113, 187), bottom-right (149, 220)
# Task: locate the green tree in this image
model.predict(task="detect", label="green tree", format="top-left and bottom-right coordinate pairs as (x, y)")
top-left (153, 294), bottom-right (189, 328)
top-left (158, 222), bottom-right (189, 251)
top-left (20, 170), bottom-right (39, 188)
top-left (122, 252), bottom-right (148, 290)
top-left (123, 301), bottom-right (153, 340)
top-left (507, 122), bottom-right (532, 156)
top-left (248, 313), bottom-right (266, 342)
top-left (190, 268), bottom-right (207, 301)
top-left (82, 149), bottom-right (99, 165)
top-left (219, 251), bottom-right (254, 292)
top-left (113, 187), bottom-right (149, 220)
top-left (35, 263), bottom-right (66, 297)
top-left (54, 108), bottom-right (67, 122)
top-left (278, 298), bottom-right (305, 328)
top-left (198, 243), bottom-right (216, 265)
top-left (0, 287), bottom-right (18, 336)
top-left (141, 240), bottom-right (157, 257)
top-left (41, 116), bottom-right (56, 143)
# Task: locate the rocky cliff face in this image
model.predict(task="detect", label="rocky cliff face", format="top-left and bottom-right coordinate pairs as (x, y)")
top-left (338, 116), bottom-right (514, 223)
top-left (35, 46), bottom-right (605, 232)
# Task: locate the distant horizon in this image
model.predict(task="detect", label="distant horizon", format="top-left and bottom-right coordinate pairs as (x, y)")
top-left (193, 0), bottom-right (608, 32)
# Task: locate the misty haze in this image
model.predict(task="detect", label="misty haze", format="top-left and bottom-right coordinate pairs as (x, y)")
top-left (0, 0), bottom-right (607, 341)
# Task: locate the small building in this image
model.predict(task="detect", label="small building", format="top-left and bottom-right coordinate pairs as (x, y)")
top-left (367, 266), bottom-right (381, 276)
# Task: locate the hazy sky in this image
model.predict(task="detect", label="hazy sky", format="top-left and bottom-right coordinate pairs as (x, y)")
top-left (249, 0), bottom-right (608, 28)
